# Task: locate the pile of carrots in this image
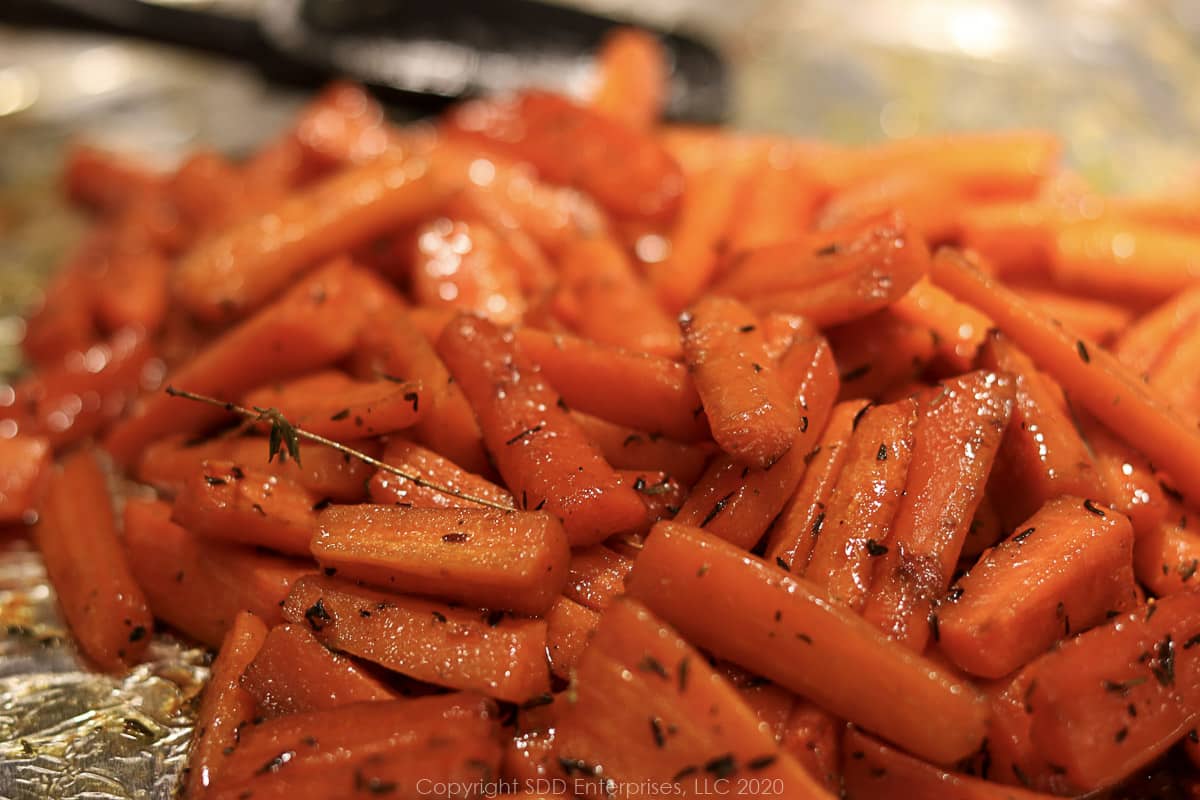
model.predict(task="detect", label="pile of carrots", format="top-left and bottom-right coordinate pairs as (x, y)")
top-left (9, 25), bottom-right (1200, 799)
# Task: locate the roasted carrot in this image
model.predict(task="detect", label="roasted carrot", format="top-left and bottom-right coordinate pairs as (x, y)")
top-left (93, 249), bottom-right (171, 335)
top-left (571, 412), bottom-right (713, 487)
top-left (281, 575), bottom-right (550, 703)
top-left (805, 398), bottom-right (918, 611)
top-left (311, 504), bottom-right (570, 615)
top-left (184, 611), bottom-right (268, 799)
top-left (628, 522), bottom-right (988, 765)
top-left (443, 90), bottom-right (683, 221)
top-left (35, 448), bottom-right (152, 671)
top-left (1014, 287), bottom-right (1132, 345)
top-left (720, 663), bottom-right (797, 741)
top-left (723, 148), bottom-right (820, 253)
top-left (291, 81), bottom-right (395, 169)
top-left (408, 216), bottom-right (528, 324)
top-left (674, 335), bottom-right (838, 549)
top-left (892, 277), bottom-right (992, 371)
top-left (818, 169), bottom-right (963, 242)
top-left (124, 498), bottom-right (310, 647)
top-left (1112, 284), bottom-right (1200, 375)
top-left (1146, 315), bottom-right (1200, 419)
top-left (168, 149), bottom-right (246, 233)
top-left (589, 27), bottom-right (666, 129)
top-left (958, 200), bottom-right (1057, 280)
top-left (546, 595), bottom-right (601, 680)
top-left (62, 142), bottom-right (161, 214)
top-left (1079, 411), bottom-right (1168, 539)
top-left (764, 400), bottom-right (867, 570)
top-left (863, 371), bottom-right (1015, 651)
top-left (781, 701), bottom-right (841, 793)
top-left (437, 314), bottom-right (648, 545)
top-left (239, 623), bottom-right (394, 716)
top-left (0, 436), bottom-right (51, 524)
top-left (829, 310), bottom-right (937, 401)
top-left (368, 438), bottom-right (513, 509)
top-left (242, 371), bottom-right (423, 441)
top-left (171, 461), bottom-right (318, 556)
top-left (681, 296), bottom-right (800, 468)
top-left (564, 545), bottom-right (634, 612)
top-left (930, 247), bottom-right (1200, 506)
top-left (21, 257), bottom-right (97, 366)
top-left (960, 491), bottom-right (1006, 561)
top-left (1051, 219), bottom-right (1200, 306)
top-left (502, 703), bottom-right (565, 783)
top-left (555, 597), bottom-right (833, 798)
top-left (1134, 510), bottom-right (1200, 597)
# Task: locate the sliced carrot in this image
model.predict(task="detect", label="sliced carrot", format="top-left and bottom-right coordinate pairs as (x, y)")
top-left (171, 461), bottom-right (317, 556)
top-left (409, 216), bottom-right (528, 324)
top-left (1051, 219), bottom-right (1200, 305)
top-left (589, 27), bottom-right (667, 129)
top-left (804, 398), bottom-right (918, 611)
top-left (1013, 287), bottom-right (1132, 344)
top-left (555, 597), bottom-right (833, 798)
top-left (1112, 284), bottom-right (1200, 375)
top-left (674, 335), bottom-right (838, 549)
top-left (628, 522), bottom-right (988, 765)
top-left (239, 623), bottom-right (394, 716)
top-left (437, 314), bottom-right (647, 546)
top-left (1079, 411), bottom-right (1167, 539)
top-left (720, 663), bottom-right (796, 741)
top-left (368, 438), bottom-right (513, 509)
top-left (443, 90), bottom-right (683, 221)
top-left (311, 504), bottom-right (570, 615)
top-left (242, 370), bottom-right (423, 441)
top-left (168, 149), bottom-right (245, 233)
top-left (781, 701), bottom-right (841, 793)
top-left (764, 400), bottom-right (866, 570)
top-left (960, 490), bottom-right (1006, 561)
top-left (571, 411), bottom-right (713, 488)
top-left (502, 703), bottom-right (565, 782)
top-left (291, 81), bottom-right (395, 169)
top-left (817, 168), bottom-right (963, 242)
top-left (546, 595), bottom-right (600, 680)
top-left (564, 545), bottom-right (634, 612)
top-left (863, 371), bottom-right (1015, 651)
top-left (281, 575), bottom-right (550, 703)
top-left (35, 448), bottom-right (152, 671)
top-left (958, 200), bottom-right (1057, 280)
top-left (723, 148), bottom-right (820, 253)
top-left (173, 152), bottom-right (450, 320)
top-left (0, 436), bottom-right (51, 524)
top-left (829, 310), bottom-right (937, 401)
top-left (1134, 509), bottom-right (1200, 597)
top-left (124, 498), bottom-right (310, 647)
top-left (1146, 315), bottom-right (1200, 419)
top-left (930, 248), bottom-right (1200, 504)
top-left (62, 142), bottom-right (160, 214)
top-left (891, 277), bottom-right (992, 371)
top-left (93, 249), bottom-right (171, 335)
top-left (183, 611), bottom-right (268, 799)
top-left (21, 258), bottom-right (97, 366)
top-left (759, 312), bottom-right (819, 360)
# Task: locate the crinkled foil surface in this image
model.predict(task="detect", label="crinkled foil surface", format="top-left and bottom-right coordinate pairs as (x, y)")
top-left (2, 1), bottom-right (1200, 797)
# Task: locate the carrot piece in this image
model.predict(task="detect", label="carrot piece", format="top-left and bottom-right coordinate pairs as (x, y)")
top-left (173, 151), bottom-right (450, 320)
top-left (311, 504), bottom-right (570, 615)
top-left (960, 491), bottom-right (1006, 561)
top-left (502, 703), bottom-right (566, 783)
top-left (863, 371), bottom-right (1015, 651)
top-left (291, 81), bottom-right (395, 169)
top-left (892, 277), bottom-right (992, 371)
top-left (1051, 220), bottom-right (1200, 305)
top-left (804, 398), bottom-right (918, 611)
top-left (242, 371), bottom-right (423, 441)
top-left (21, 260), bottom-right (97, 366)
top-left (1134, 510), bottom-right (1200, 597)
top-left (92, 249), bottom-right (171, 336)
top-left (764, 400), bottom-right (867, 570)
top-left (171, 461), bottom-right (317, 556)
top-left (781, 702), bottom-right (841, 793)
top-left (1079, 411), bottom-right (1167, 539)
top-left (977, 330), bottom-right (1104, 529)
top-left (168, 149), bottom-right (246, 233)
top-left (564, 545), bottom-right (634, 612)
top-left (35, 448), bottom-right (152, 671)
top-left (0, 436), bottom-right (51, 524)
top-left (681, 296), bottom-right (800, 468)
top-left (555, 597), bottom-right (834, 798)
top-left (758, 312), bottom-right (819, 360)
top-left (546, 595), bottom-right (600, 680)
top-left (368, 438), bottom-right (514, 509)
top-left (618, 468), bottom-right (687, 531)
top-left (240, 623), bottom-right (394, 716)
top-left (515, 327), bottom-right (709, 442)
top-left (281, 575), bottom-right (550, 702)
top-left (724, 148), bottom-right (820, 253)
top-left (104, 260), bottom-right (368, 465)
top-left (818, 169), bottom-right (964, 242)
top-left (552, 234), bottom-right (681, 358)
top-left (958, 200), bottom-right (1057, 280)
top-left (939, 496), bottom-right (1137, 678)
top-left (627, 521), bottom-right (988, 765)
top-left (136, 434), bottom-right (378, 502)
top-left (183, 611), bottom-right (268, 798)
top-left (124, 498), bottom-right (310, 647)
top-left (571, 412), bottom-right (713, 488)
top-left (842, 728), bottom-right (1060, 800)
top-left (589, 27), bottom-right (667, 129)
top-left (62, 142), bottom-right (160, 214)
top-left (437, 314), bottom-right (647, 546)
top-left (409, 216), bottom-right (528, 324)
top-left (443, 90), bottom-right (683, 221)
top-left (1113, 284), bottom-right (1200, 375)
top-left (674, 335), bottom-right (839, 549)
top-left (719, 663), bottom-right (796, 741)
top-left (1146, 315), bottom-right (1200, 419)
top-left (1020, 592), bottom-right (1200, 792)
top-left (1014, 287), bottom-right (1133, 344)
top-left (829, 310), bottom-right (937, 401)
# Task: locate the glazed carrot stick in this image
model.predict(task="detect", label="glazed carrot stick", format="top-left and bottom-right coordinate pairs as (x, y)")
top-left (723, 148), bottom-right (820, 253)
top-left (829, 311), bottom-right (937, 401)
top-left (104, 260), bottom-right (369, 465)
top-left (1020, 592), bottom-right (1200, 792)
top-left (239, 623), bottom-right (395, 716)
top-left (173, 150), bottom-right (452, 320)
top-left (437, 314), bottom-right (648, 545)
top-left (35, 448), bottom-right (152, 671)
top-left (681, 296), bottom-right (800, 468)
top-left (281, 575), bottom-right (550, 703)
top-left (515, 328), bottom-right (709, 442)
top-left (805, 398), bottom-right (918, 611)
top-left (311, 504), bottom-right (570, 615)
top-left (1134, 510), bottom-right (1200, 597)
top-left (409, 216), bottom-right (528, 324)
top-left (842, 729), bottom-right (1060, 800)
top-left (242, 371), bottom-right (423, 441)
top-left (589, 27), bottom-right (667, 129)
top-left (1078, 411), bottom-right (1167, 539)
top-left (368, 438), bottom-right (514, 509)
top-left (291, 81), bottom-right (395, 169)
top-left (502, 703), bottom-right (565, 782)
top-left (571, 412), bottom-right (713, 488)
top-left (759, 312), bottom-right (819, 360)
top-left (764, 400), bottom-right (867, 570)
top-left (62, 142), bottom-right (161, 214)
top-left (546, 596), bottom-right (601, 680)
top-left (781, 702), bottom-right (841, 793)
top-left (171, 461), bottom-right (318, 556)
top-left (552, 234), bottom-right (681, 357)
top-left (818, 169), bottom-right (964, 242)
top-left (555, 597), bottom-right (833, 798)
top-left (628, 522), bottom-right (988, 765)
top-left (1112, 284), bottom-right (1200, 375)
top-left (183, 611), bottom-right (268, 799)
top-left (1146, 316), bottom-right (1200, 419)
top-left (720, 663), bottom-right (797, 741)
top-left (930, 247), bottom-right (1200, 505)
top-left (124, 499), bottom-right (310, 647)
top-left (442, 90), bottom-right (683, 221)
top-left (92, 249), bottom-right (171, 335)
top-left (0, 436), bottom-right (51, 523)
top-left (168, 149), bottom-right (246, 233)
top-left (1051, 220), bottom-right (1200, 305)
top-left (863, 371), bottom-right (1015, 650)
top-left (674, 335), bottom-right (838, 549)
top-left (892, 277), bottom-right (992, 371)
top-left (618, 469), bottom-right (687, 533)
top-left (21, 258), bottom-right (97, 366)
top-left (939, 496), bottom-right (1137, 678)
top-left (564, 545), bottom-right (634, 612)
top-left (1013, 287), bottom-right (1132, 344)
top-left (960, 491), bottom-right (1006, 562)
top-left (958, 200), bottom-right (1057, 280)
